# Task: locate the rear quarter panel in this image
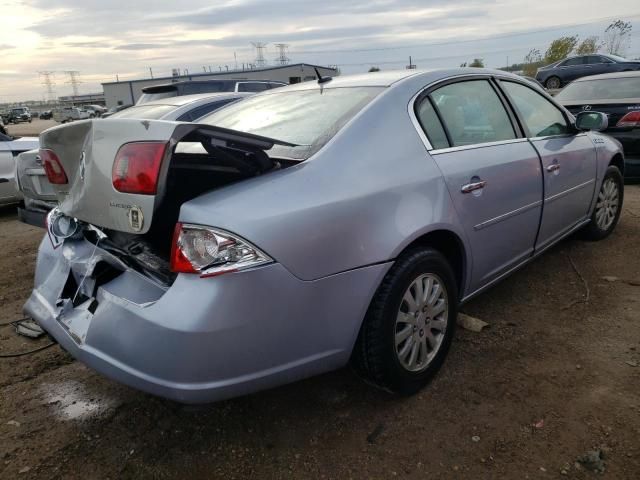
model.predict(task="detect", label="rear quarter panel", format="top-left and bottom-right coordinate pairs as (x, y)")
top-left (180, 81), bottom-right (468, 284)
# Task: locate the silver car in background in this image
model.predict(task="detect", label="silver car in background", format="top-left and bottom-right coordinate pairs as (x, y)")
top-left (16, 92), bottom-right (251, 227)
top-left (0, 132), bottom-right (39, 206)
top-left (25, 69), bottom-right (624, 403)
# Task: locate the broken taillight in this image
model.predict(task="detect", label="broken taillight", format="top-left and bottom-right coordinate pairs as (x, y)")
top-left (170, 223), bottom-right (272, 277)
top-left (616, 111), bottom-right (640, 128)
top-left (41, 149), bottom-right (68, 184)
top-left (112, 142), bottom-right (167, 194)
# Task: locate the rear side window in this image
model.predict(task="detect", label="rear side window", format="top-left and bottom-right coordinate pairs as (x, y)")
top-left (238, 82), bottom-right (270, 92)
top-left (430, 80), bottom-right (516, 146)
top-left (177, 99), bottom-right (238, 122)
top-left (415, 97), bottom-right (449, 149)
top-left (502, 81), bottom-right (569, 137)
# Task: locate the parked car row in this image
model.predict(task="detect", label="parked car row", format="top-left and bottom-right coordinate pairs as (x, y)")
top-left (15, 68), bottom-right (626, 405)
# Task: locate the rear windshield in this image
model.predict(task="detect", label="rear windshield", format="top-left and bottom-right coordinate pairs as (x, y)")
top-left (107, 104), bottom-right (176, 120)
top-left (199, 87), bottom-right (384, 159)
top-left (556, 77), bottom-right (640, 101)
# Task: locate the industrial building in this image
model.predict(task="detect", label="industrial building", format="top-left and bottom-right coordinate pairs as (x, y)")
top-left (101, 63), bottom-right (339, 108)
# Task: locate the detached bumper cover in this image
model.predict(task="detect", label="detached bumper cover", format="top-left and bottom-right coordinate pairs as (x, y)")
top-left (25, 236), bottom-right (390, 403)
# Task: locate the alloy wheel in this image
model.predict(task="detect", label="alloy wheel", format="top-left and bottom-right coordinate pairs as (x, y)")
top-left (395, 273), bottom-right (449, 372)
top-left (595, 177), bottom-right (619, 231)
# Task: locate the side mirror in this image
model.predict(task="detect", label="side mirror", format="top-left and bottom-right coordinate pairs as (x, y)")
top-left (575, 111), bottom-right (608, 132)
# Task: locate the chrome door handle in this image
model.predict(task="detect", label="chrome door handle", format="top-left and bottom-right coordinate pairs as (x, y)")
top-left (461, 180), bottom-right (487, 193)
top-left (546, 163), bottom-right (560, 173)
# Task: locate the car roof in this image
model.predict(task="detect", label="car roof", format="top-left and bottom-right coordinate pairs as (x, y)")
top-left (571, 70), bottom-right (640, 82)
top-left (275, 68), bottom-right (524, 91)
top-left (137, 92), bottom-right (254, 107)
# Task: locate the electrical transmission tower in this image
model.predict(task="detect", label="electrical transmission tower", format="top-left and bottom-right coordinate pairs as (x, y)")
top-left (38, 71), bottom-right (56, 101)
top-left (274, 43), bottom-right (290, 65)
top-left (251, 42), bottom-right (268, 68)
top-left (63, 70), bottom-right (82, 96)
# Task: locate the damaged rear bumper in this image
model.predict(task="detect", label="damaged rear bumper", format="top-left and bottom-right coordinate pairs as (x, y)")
top-left (24, 235), bottom-right (389, 403)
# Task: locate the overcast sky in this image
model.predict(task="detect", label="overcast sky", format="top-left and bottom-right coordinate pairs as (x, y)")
top-left (1, 0), bottom-right (639, 102)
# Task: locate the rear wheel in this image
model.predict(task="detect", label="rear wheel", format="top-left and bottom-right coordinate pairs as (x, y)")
top-left (582, 165), bottom-right (624, 240)
top-left (545, 76), bottom-right (561, 89)
top-left (352, 248), bottom-right (458, 394)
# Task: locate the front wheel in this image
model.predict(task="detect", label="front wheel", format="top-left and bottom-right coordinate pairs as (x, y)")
top-left (582, 165), bottom-right (624, 240)
top-left (352, 248), bottom-right (458, 395)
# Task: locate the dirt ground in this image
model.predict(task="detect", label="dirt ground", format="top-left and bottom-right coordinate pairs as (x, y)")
top-left (5, 119), bottom-right (58, 137)
top-left (0, 187), bottom-right (639, 480)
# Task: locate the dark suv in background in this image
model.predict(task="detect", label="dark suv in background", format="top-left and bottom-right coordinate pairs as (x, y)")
top-left (136, 79), bottom-right (286, 104)
top-left (536, 54), bottom-right (640, 89)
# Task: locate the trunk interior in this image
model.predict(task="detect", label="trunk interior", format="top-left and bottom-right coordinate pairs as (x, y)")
top-left (92, 137), bottom-right (296, 286)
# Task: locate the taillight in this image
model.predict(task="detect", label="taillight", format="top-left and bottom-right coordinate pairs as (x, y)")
top-left (616, 111), bottom-right (640, 127)
top-left (112, 142), bottom-right (167, 194)
top-left (170, 223), bottom-right (272, 277)
top-left (40, 149), bottom-right (68, 184)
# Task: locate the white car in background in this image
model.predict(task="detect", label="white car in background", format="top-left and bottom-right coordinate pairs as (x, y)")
top-left (52, 107), bottom-right (91, 123)
top-left (0, 131), bottom-right (39, 206)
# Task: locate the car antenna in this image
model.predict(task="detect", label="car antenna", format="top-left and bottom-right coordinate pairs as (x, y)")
top-left (314, 67), bottom-right (332, 85)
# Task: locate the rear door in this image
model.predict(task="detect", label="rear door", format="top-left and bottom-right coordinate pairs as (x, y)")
top-left (500, 80), bottom-right (597, 250)
top-left (559, 57), bottom-right (587, 82)
top-left (414, 78), bottom-right (543, 292)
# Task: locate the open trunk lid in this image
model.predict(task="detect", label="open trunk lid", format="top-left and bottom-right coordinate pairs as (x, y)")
top-left (40, 119), bottom-right (294, 234)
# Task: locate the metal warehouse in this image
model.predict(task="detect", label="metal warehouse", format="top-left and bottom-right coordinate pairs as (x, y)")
top-left (101, 63), bottom-right (339, 108)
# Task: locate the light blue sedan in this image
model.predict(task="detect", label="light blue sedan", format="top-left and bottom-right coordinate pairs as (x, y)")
top-left (25, 68), bottom-right (624, 403)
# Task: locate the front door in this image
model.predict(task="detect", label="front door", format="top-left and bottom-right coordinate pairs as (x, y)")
top-left (500, 81), bottom-right (597, 249)
top-left (414, 79), bottom-right (543, 293)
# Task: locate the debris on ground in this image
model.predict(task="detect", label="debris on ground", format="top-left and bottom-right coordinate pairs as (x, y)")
top-left (577, 449), bottom-right (606, 474)
top-left (366, 424), bottom-right (385, 444)
top-left (532, 419), bottom-right (544, 429)
top-left (6, 420), bottom-right (21, 427)
top-left (14, 318), bottom-right (45, 338)
top-left (471, 435), bottom-right (481, 442)
top-left (625, 360), bottom-right (638, 367)
top-left (457, 313), bottom-right (489, 332)
top-left (601, 276), bottom-right (620, 282)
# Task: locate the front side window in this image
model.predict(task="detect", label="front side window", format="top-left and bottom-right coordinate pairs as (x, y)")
top-left (502, 81), bottom-right (569, 137)
top-left (430, 80), bottom-right (516, 146)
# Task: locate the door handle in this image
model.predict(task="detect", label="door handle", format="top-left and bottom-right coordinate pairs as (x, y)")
top-left (461, 180), bottom-right (487, 193)
top-left (546, 163), bottom-right (561, 173)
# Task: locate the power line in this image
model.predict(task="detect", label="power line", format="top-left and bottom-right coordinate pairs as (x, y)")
top-left (274, 43), bottom-right (290, 65)
top-left (288, 12), bottom-right (640, 55)
top-left (38, 71), bottom-right (56, 101)
top-left (251, 42), bottom-right (268, 68)
top-left (63, 70), bottom-right (82, 96)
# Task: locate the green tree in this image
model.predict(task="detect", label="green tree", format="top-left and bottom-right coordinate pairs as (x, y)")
top-left (469, 58), bottom-right (484, 67)
top-left (368, 66), bottom-right (380, 72)
top-left (602, 20), bottom-right (632, 55)
top-left (544, 36), bottom-right (578, 64)
top-left (576, 36), bottom-right (599, 55)
top-left (523, 48), bottom-right (542, 76)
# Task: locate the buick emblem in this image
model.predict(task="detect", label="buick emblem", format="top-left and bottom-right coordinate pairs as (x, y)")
top-left (79, 152), bottom-right (86, 181)
top-left (582, 105), bottom-right (592, 111)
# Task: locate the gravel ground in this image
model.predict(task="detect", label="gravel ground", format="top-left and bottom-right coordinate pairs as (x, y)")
top-left (5, 119), bottom-right (58, 137)
top-left (0, 187), bottom-right (639, 479)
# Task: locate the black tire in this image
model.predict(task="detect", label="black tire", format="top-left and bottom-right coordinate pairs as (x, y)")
top-left (545, 76), bottom-right (561, 89)
top-left (352, 247), bottom-right (458, 395)
top-left (582, 165), bottom-right (624, 241)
